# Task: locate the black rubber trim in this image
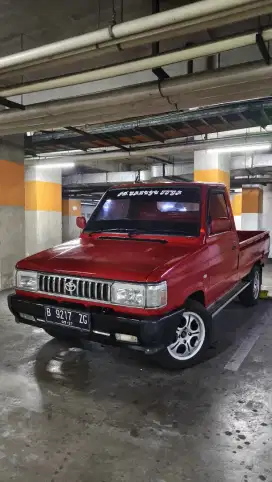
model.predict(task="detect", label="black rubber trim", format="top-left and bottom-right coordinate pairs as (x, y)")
top-left (8, 294), bottom-right (184, 353)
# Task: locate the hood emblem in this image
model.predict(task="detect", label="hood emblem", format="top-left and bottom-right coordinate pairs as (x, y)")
top-left (65, 280), bottom-right (77, 293)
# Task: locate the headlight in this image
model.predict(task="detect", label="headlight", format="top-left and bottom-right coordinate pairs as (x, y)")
top-left (111, 281), bottom-right (167, 308)
top-left (16, 270), bottom-right (38, 291)
top-left (111, 283), bottom-right (145, 307)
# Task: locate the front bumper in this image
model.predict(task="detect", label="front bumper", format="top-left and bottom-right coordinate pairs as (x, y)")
top-left (8, 294), bottom-right (184, 354)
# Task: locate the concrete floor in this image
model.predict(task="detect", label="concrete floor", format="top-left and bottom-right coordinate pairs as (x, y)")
top-left (262, 262), bottom-right (272, 296)
top-left (0, 291), bottom-right (272, 482)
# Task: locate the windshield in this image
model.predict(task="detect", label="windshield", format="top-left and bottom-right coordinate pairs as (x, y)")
top-left (85, 186), bottom-right (201, 237)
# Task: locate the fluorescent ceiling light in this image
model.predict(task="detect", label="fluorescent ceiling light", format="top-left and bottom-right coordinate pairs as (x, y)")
top-left (207, 143), bottom-right (271, 154)
top-left (36, 149), bottom-right (83, 157)
top-left (234, 174), bottom-right (270, 179)
top-left (81, 202), bottom-right (98, 205)
top-left (36, 162), bottom-right (75, 169)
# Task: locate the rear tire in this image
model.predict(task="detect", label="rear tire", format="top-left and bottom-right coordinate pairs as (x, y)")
top-left (153, 300), bottom-right (212, 370)
top-left (239, 264), bottom-right (261, 307)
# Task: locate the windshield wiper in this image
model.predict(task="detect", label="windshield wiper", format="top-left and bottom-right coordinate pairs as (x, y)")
top-left (98, 235), bottom-right (167, 244)
top-left (87, 227), bottom-right (192, 238)
top-left (87, 228), bottom-right (148, 236)
top-left (126, 229), bottom-right (148, 237)
top-left (87, 228), bottom-right (128, 235)
top-left (92, 228), bottom-right (168, 243)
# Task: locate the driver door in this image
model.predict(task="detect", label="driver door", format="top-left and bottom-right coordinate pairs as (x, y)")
top-left (206, 189), bottom-right (239, 304)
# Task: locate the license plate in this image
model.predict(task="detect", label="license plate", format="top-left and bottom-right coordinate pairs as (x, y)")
top-left (45, 306), bottom-right (90, 331)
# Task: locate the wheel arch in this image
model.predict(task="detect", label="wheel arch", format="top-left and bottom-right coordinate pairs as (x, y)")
top-left (243, 260), bottom-right (263, 283)
top-left (186, 290), bottom-right (206, 307)
top-left (254, 259), bottom-right (263, 269)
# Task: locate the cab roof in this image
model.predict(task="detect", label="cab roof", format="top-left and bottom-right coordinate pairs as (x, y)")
top-left (109, 181), bottom-right (227, 190)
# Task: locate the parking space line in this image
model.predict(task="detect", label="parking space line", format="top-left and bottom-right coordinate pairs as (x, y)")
top-left (224, 325), bottom-right (262, 372)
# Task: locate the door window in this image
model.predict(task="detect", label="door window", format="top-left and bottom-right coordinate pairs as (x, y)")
top-left (208, 191), bottom-right (230, 234)
top-left (209, 192), bottom-right (228, 219)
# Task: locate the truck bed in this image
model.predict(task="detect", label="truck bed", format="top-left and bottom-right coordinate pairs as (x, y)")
top-left (237, 230), bottom-right (269, 247)
top-left (237, 230), bottom-right (270, 279)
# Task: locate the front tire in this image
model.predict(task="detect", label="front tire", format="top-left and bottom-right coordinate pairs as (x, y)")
top-left (154, 300), bottom-right (212, 370)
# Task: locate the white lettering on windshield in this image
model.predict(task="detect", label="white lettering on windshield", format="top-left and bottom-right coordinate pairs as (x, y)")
top-left (117, 189), bottom-right (183, 197)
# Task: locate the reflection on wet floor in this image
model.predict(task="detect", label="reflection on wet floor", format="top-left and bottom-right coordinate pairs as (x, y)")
top-left (0, 292), bottom-right (271, 481)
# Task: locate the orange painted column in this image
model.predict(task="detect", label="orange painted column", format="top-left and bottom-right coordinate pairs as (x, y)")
top-left (194, 150), bottom-right (230, 190)
top-left (25, 166), bottom-right (62, 256)
top-left (62, 199), bottom-right (81, 242)
top-left (241, 185), bottom-right (263, 230)
top-left (0, 136), bottom-right (25, 290)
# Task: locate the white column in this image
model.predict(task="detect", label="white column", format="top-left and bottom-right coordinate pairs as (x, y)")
top-left (25, 167), bottom-right (62, 256)
top-left (262, 185), bottom-right (272, 257)
top-left (230, 189), bottom-right (242, 230)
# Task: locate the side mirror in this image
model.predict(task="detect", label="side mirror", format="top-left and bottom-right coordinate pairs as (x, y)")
top-left (76, 216), bottom-right (87, 230)
top-left (211, 218), bottom-right (231, 235)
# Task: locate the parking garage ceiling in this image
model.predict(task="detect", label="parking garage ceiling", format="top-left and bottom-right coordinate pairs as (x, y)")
top-left (1, 0), bottom-right (272, 195)
top-left (0, 0), bottom-right (271, 85)
top-left (25, 97), bottom-right (272, 156)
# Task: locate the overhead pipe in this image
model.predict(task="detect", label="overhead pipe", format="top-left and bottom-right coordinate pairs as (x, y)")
top-left (0, 60), bottom-right (269, 124)
top-left (0, 82), bottom-right (271, 137)
top-left (122, 1), bottom-right (272, 50)
top-left (1, 82), bottom-right (271, 137)
top-left (0, 61), bottom-right (271, 135)
top-left (2, 27), bottom-right (272, 97)
top-left (0, 1), bottom-right (271, 80)
top-left (0, 0), bottom-right (265, 77)
top-left (0, 83), bottom-right (271, 136)
top-left (0, 66), bottom-right (272, 135)
top-left (0, 81), bottom-right (160, 124)
top-left (25, 134), bottom-right (272, 167)
top-left (0, 2), bottom-right (271, 81)
top-left (0, 100), bottom-right (171, 135)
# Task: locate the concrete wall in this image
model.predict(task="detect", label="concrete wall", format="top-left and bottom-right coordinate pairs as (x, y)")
top-left (0, 135), bottom-right (25, 290)
top-left (81, 205), bottom-right (96, 221)
top-left (62, 199), bottom-right (81, 242)
top-left (62, 216), bottom-right (80, 242)
top-left (25, 210), bottom-right (62, 256)
top-left (0, 206), bottom-right (25, 290)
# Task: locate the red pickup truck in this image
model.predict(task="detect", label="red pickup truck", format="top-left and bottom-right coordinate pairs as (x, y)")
top-left (8, 182), bottom-right (270, 369)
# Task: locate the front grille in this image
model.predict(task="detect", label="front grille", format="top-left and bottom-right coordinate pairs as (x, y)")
top-left (38, 273), bottom-right (112, 302)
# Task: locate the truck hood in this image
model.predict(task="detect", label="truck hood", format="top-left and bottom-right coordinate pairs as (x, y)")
top-left (18, 237), bottom-right (198, 282)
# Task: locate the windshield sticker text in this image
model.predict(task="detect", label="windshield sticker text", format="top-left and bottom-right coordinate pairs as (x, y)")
top-left (117, 189), bottom-right (183, 197)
